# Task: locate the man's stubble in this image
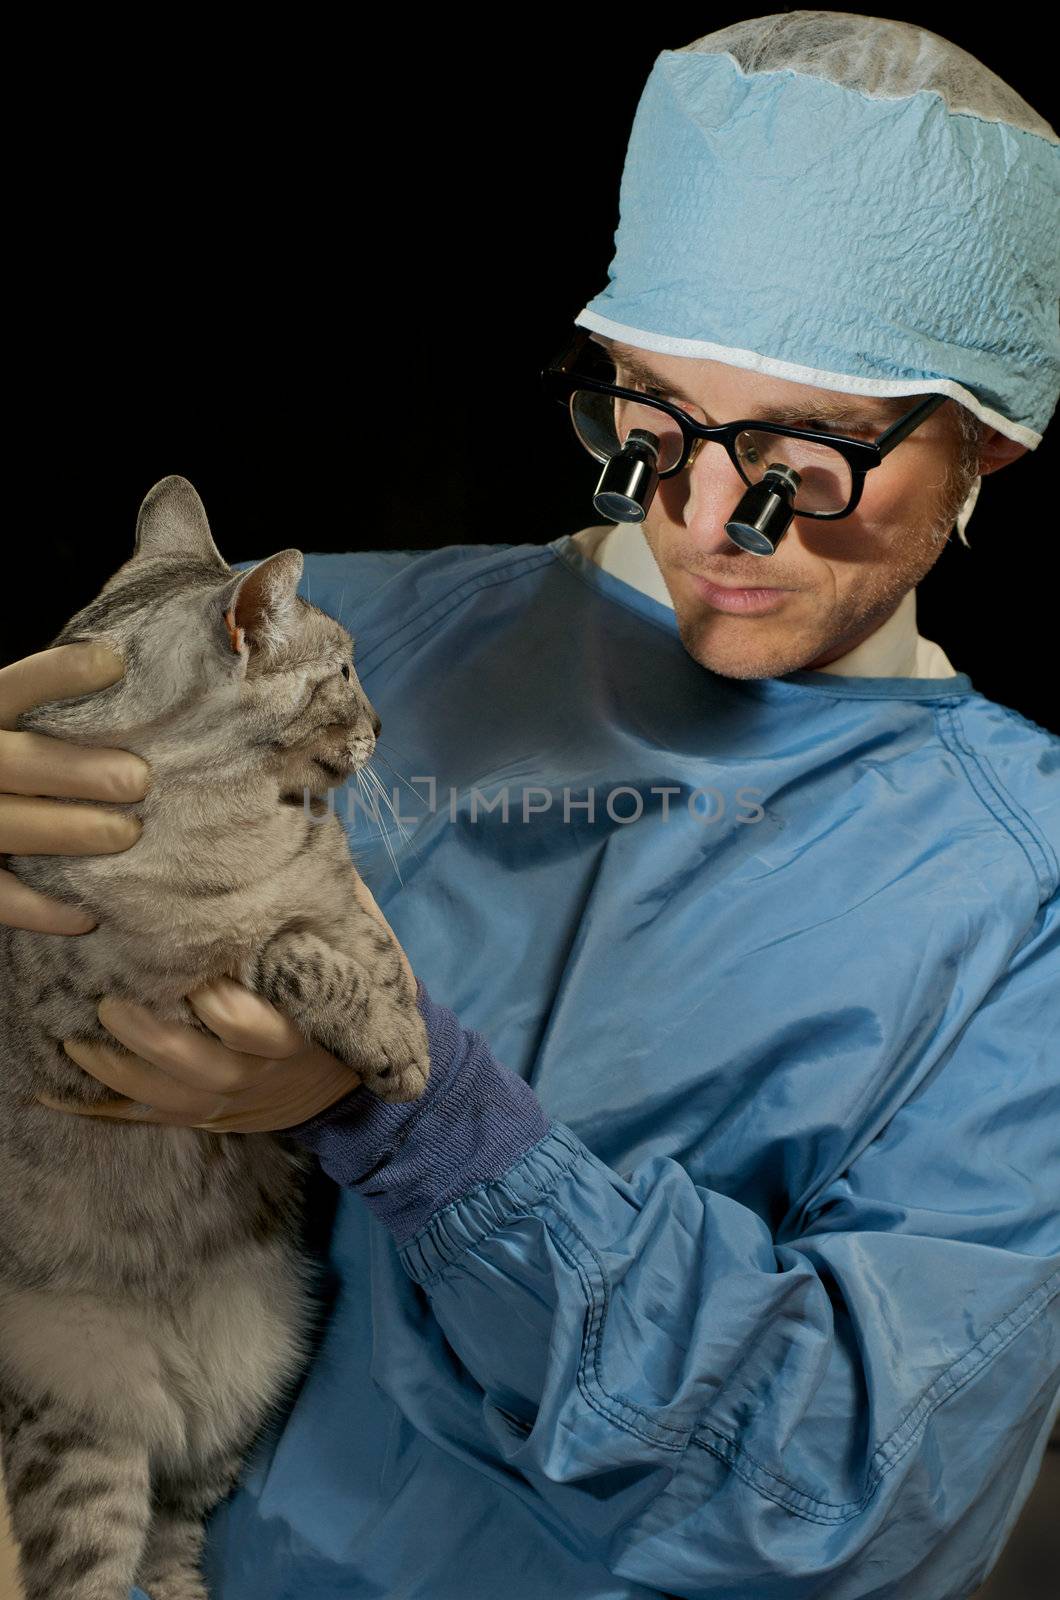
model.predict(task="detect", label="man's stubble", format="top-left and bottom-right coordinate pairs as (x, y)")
top-left (644, 448), bottom-right (977, 681)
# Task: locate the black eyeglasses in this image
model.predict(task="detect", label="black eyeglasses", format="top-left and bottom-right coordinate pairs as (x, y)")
top-left (541, 327), bottom-right (948, 522)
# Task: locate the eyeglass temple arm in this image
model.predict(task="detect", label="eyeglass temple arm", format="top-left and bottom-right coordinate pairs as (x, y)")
top-left (868, 392), bottom-right (950, 454)
top-left (542, 327), bottom-right (593, 377)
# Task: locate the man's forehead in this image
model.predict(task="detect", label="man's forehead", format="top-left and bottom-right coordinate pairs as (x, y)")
top-left (597, 337), bottom-right (917, 429)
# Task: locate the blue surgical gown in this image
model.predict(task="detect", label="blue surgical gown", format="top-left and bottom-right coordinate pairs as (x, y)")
top-left (133, 534), bottom-right (1059, 1600)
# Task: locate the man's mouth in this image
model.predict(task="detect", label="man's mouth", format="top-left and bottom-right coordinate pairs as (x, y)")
top-left (683, 572), bottom-right (799, 613)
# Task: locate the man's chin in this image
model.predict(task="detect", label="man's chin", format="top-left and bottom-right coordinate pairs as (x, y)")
top-left (672, 611), bottom-right (821, 681)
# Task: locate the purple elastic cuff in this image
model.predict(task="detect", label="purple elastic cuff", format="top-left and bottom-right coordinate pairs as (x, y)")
top-left (284, 977), bottom-right (552, 1247)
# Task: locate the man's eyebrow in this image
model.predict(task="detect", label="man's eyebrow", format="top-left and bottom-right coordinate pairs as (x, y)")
top-left (601, 342), bottom-right (913, 430)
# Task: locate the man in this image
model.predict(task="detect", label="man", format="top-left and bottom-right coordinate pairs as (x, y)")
top-left (2, 14), bottom-right (1057, 1600)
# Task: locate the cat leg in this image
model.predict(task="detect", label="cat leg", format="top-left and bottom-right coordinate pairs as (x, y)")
top-left (254, 928), bottom-right (430, 1103)
top-left (134, 1444), bottom-right (246, 1600)
top-left (0, 1385), bottom-right (151, 1600)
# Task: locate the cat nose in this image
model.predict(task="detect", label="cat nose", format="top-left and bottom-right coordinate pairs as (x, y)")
top-left (370, 711), bottom-right (382, 738)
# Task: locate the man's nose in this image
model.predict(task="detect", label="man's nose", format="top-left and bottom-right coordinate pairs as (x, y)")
top-left (678, 443), bottom-right (760, 553)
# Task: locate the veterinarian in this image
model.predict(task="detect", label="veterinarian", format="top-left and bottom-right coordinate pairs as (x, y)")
top-left (3, 15), bottom-right (1058, 1600)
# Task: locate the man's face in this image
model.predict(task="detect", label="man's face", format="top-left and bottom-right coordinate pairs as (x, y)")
top-left (602, 342), bottom-right (971, 679)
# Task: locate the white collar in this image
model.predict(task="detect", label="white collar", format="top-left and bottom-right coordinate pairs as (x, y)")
top-left (569, 522), bottom-right (957, 679)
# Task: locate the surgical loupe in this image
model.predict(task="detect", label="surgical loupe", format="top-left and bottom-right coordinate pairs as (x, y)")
top-left (591, 430), bottom-right (660, 522)
top-left (592, 429), bottom-right (803, 556)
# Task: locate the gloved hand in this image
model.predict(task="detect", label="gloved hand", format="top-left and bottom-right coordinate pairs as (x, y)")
top-left (0, 643), bottom-right (150, 933)
top-left (0, 642), bottom-right (415, 1131)
top-left (39, 973), bottom-right (370, 1132)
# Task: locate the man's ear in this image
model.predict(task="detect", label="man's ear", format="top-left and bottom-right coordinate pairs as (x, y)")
top-left (978, 429), bottom-right (1030, 477)
top-left (217, 550), bottom-right (304, 661)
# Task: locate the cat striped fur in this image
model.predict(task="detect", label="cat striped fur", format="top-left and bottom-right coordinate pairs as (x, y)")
top-left (0, 475), bottom-right (429, 1598)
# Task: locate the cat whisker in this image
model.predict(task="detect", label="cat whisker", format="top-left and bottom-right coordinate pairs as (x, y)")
top-left (372, 735), bottom-right (425, 770)
top-left (350, 769), bottom-right (385, 830)
top-left (373, 744), bottom-right (432, 809)
top-left (362, 764), bottom-right (417, 854)
top-left (355, 766), bottom-right (418, 885)
top-left (362, 806), bottom-right (402, 885)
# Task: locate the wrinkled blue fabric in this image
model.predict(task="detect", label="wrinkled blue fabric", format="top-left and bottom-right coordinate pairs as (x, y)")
top-left (133, 538), bottom-right (1057, 1600)
top-left (573, 50), bottom-right (1060, 447)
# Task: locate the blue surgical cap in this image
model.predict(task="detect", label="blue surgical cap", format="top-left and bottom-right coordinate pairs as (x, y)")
top-left (574, 15), bottom-right (1060, 450)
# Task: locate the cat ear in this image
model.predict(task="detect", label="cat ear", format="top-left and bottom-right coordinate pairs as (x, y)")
top-left (216, 549), bottom-right (304, 661)
top-left (134, 475), bottom-right (227, 568)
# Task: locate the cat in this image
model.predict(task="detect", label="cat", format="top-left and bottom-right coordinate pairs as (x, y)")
top-left (0, 474), bottom-right (430, 1599)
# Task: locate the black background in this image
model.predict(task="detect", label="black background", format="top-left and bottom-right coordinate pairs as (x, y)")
top-left (6, 10), bottom-right (1056, 732)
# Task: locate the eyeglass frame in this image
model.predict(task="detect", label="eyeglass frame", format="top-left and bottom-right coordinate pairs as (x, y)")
top-left (540, 326), bottom-right (950, 522)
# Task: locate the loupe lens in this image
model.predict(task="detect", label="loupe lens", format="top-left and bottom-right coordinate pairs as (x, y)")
top-left (592, 429), bottom-right (660, 522)
top-left (724, 465), bottom-right (802, 555)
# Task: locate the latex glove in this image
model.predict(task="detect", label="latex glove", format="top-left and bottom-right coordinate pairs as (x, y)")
top-left (35, 864), bottom-right (416, 1133)
top-left (0, 643), bottom-right (151, 933)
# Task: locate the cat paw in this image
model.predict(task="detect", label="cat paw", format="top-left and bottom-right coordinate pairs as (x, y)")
top-left (358, 1011), bottom-right (431, 1104)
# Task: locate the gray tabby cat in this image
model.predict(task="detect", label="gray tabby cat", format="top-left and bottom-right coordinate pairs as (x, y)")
top-left (0, 474), bottom-right (430, 1599)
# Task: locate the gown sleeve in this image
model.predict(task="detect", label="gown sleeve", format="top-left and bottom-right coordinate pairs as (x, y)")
top-left (285, 896), bottom-right (1060, 1600)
